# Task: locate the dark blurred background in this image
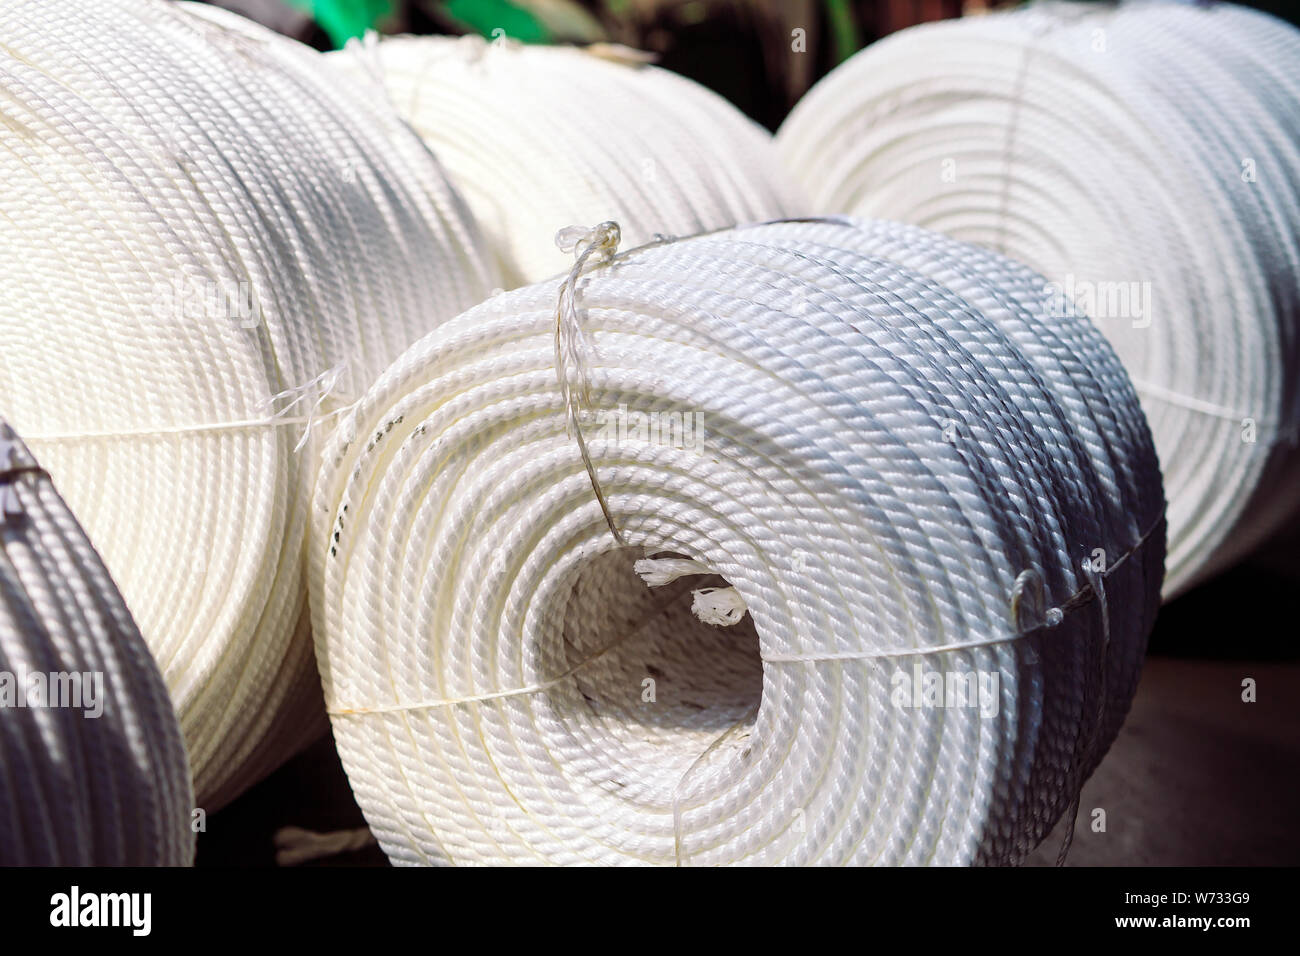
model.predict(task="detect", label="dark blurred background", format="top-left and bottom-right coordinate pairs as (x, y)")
top-left (188, 0), bottom-right (1300, 866)
top-left (201, 0), bottom-right (990, 130)
top-left (197, 1), bottom-right (1300, 132)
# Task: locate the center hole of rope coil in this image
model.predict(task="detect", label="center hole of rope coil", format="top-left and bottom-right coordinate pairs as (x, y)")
top-left (548, 547), bottom-right (764, 787)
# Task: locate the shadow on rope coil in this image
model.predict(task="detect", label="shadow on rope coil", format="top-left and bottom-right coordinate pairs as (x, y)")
top-left (0, 420), bottom-right (193, 866)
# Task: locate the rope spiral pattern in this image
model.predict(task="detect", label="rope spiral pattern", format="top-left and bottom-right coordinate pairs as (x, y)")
top-left (0, 421), bottom-right (193, 865)
top-left (0, 0), bottom-right (498, 807)
top-left (327, 34), bottom-right (805, 287)
top-left (776, 0), bottom-right (1300, 596)
top-left (310, 217), bottom-right (1164, 865)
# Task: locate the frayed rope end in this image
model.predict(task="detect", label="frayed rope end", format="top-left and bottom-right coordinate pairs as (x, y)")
top-left (691, 587), bottom-right (748, 626)
top-left (634, 556), bottom-right (711, 587)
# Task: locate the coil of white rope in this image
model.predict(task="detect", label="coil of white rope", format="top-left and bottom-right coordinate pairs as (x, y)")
top-left (0, 421), bottom-right (193, 865)
top-left (309, 216), bottom-right (1165, 865)
top-left (326, 33), bottom-right (806, 288)
top-left (0, 0), bottom-right (498, 808)
top-left (775, 0), bottom-right (1300, 597)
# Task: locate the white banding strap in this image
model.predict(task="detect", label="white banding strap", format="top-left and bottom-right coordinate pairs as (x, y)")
top-left (556, 225), bottom-right (752, 622)
top-left (768, 513), bottom-right (1160, 662)
top-left (1129, 378), bottom-right (1300, 443)
top-left (328, 630), bottom-right (633, 715)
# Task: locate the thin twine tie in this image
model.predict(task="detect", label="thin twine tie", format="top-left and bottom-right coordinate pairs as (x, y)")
top-left (554, 221), bottom-right (625, 546)
top-left (19, 362), bottom-right (358, 454)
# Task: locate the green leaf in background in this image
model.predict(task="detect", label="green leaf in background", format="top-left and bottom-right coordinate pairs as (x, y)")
top-left (443, 0), bottom-right (552, 43)
top-left (285, 0), bottom-right (395, 46)
top-left (512, 1), bottom-right (605, 43)
top-left (823, 0), bottom-right (861, 64)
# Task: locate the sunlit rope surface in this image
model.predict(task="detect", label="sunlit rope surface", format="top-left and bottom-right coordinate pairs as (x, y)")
top-left (0, 0), bottom-right (498, 807)
top-left (776, 0), bottom-right (1300, 596)
top-left (327, 33), bottom-right (806, 287)
top-left (0, 422), bottom-right (193, 865)
top-left (310, 217), bottom-right (1164, 866)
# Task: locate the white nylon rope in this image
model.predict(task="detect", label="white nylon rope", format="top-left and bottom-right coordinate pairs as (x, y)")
top-left (0, 421), bottom-right (193, 865)
top-left (0, 0), bottom-right (499, 808)
top-left (775, 0), bottom-right (1300, 597)
top-left (326, 33), bottom-right (806, 288)
top-left (309, 216), bottom-right (1165, 866)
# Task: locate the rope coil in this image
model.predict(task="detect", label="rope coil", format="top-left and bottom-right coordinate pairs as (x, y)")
top-left (326, 34), bottom-right (806, 287)
top-left (310, 216), bottom-right (1164, 865)
top-left (0, 0), bottom-right (499, 807)
top-left (776, 0), bottom-right (1300, 595)
top-left (0, 421), bottom-right (193, 865)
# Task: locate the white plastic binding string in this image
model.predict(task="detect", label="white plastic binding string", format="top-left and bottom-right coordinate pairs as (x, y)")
top-left (0, 421), bottom-right (193, 865)
top-left (325, 34), bottom-right (806, 288)
top-left (775, 0), bottom-right (1300, 596)
top-left (22, 363), bottom-right (356, 454)
top-left (311, 216), bottom-right (1164, 866)
top-left (0, 0), bottom-right (499, 808)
